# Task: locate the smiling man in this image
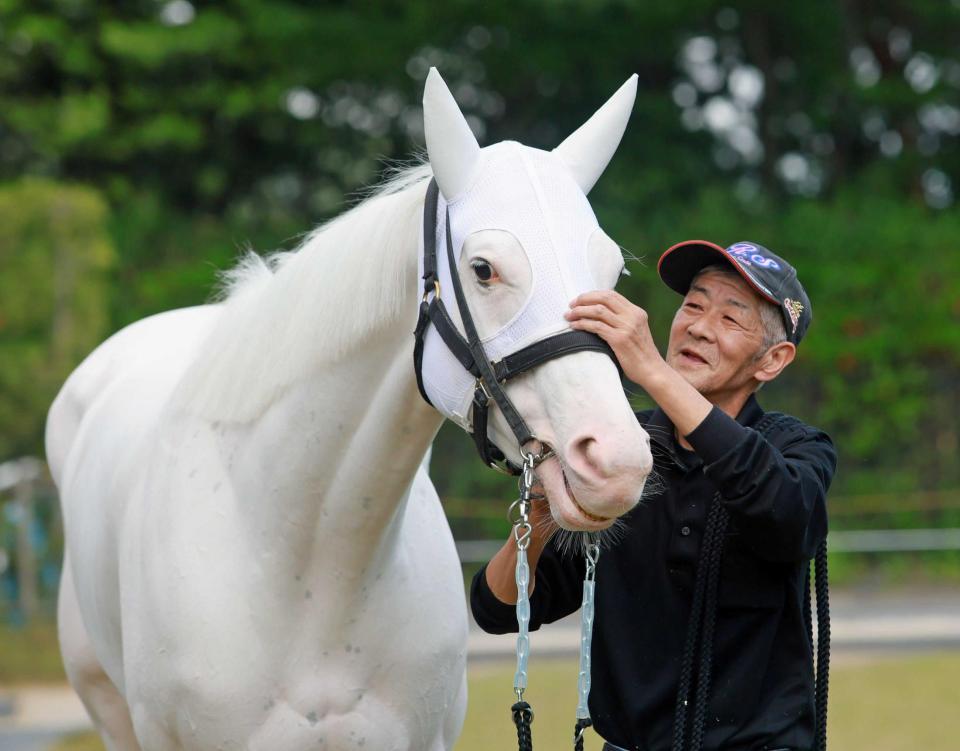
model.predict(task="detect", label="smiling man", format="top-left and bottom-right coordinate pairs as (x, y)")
top-left (471, 240), bottom-right (837, 751)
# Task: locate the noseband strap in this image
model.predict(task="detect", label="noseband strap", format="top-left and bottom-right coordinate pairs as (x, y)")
top-left (414, 179), bottom-right (618, 474)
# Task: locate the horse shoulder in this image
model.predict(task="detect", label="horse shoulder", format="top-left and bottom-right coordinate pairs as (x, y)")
top-left (47, 305), bottom-right (219, 488)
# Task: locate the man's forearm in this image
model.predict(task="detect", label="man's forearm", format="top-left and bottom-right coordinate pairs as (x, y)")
top-left (640, 360), bottom-right (714, 438)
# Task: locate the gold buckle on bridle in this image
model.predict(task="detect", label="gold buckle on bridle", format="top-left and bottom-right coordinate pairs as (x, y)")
top-left (421, 279), bottom-right (441, 303)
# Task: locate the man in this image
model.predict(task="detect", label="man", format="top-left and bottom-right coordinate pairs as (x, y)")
top-left (471, 240), bottom-right (837, 751)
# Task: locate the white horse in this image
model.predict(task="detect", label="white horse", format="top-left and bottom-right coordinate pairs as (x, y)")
top-left (46, 69), bottom-right (652, 751)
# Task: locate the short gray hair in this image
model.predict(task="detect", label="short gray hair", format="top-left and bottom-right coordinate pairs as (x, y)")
top-left (692, 264), bottom-right (786, 357)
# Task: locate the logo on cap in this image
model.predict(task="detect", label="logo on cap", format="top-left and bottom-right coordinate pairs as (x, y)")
top-left (784, 298), bottom-right (804, 333)
top-left (727, 242), bottom-right (782, 271)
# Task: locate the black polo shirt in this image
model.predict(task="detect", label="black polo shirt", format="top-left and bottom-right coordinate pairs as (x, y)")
top-left (471, 395), bottom-right (837, 751)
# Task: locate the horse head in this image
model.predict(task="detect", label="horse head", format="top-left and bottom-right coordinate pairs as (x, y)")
top-left (419, 69), bottom-right (653, 532)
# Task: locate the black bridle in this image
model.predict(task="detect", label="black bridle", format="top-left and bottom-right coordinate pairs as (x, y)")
top-left (413, 179), bottom-right (618, 474)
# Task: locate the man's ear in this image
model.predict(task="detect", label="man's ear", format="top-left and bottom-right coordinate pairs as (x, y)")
top-left (754, 341), bottom-right (796, 384)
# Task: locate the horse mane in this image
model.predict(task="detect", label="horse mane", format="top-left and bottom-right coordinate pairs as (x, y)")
top-left (172, 163), bottom-right (433, 422)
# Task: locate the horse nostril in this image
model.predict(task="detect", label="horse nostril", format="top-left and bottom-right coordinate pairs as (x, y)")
top-left (568, 434), bottom-right (606, 479)
top-left (566, 431), bottom-right (652, 486)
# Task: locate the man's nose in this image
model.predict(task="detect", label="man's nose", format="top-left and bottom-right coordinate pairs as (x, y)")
top-left (686, 316), bottom-right (716, 341)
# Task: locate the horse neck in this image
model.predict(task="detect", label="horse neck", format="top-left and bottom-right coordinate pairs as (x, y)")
top-left (229, 247), bottom-right (444, 579)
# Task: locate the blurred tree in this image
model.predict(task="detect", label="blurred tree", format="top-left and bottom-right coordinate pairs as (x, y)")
top-left (0, 179), bottom-right (115, 458)
top-left (2, 1), bottom-right (956, 212)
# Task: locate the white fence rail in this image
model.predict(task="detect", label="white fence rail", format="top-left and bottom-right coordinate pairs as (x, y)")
top-left (828, 528), bottom-right (960, 553)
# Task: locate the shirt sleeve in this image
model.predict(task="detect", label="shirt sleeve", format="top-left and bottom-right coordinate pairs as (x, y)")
top-left (470, 539), bottom-right (587, 634)
top-left (685, 407), bottom-right (837, 562)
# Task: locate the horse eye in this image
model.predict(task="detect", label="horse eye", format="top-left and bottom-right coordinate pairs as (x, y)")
top-left (471, 260), bottom-right (494, 283)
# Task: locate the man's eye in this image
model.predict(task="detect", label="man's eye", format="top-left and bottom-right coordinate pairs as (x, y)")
top-left (471, 260), bottom-right (495, 283)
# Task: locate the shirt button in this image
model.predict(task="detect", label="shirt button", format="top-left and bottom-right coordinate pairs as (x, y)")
top-left (680, 525), bottom-right (692, 536)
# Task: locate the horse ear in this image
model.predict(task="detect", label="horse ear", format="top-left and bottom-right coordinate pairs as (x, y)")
top-left (553, 74), bottom-right (638, 194)
top-left (423, 67), bottom-right (481, 201)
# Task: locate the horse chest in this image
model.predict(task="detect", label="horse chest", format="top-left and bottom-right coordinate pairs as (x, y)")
top-left (128, 565), bottom-right (466, 750)
top-left (125, 471), bottom-right (467, 750)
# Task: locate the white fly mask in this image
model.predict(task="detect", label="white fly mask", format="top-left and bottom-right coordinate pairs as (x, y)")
top-left (420, 143), bottom-right (605, 428)
top-left (417, 68), bottom-right (639, 434)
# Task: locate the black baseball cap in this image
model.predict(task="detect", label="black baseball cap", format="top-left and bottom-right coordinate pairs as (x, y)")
top-left (657, 240), bottom-right (812, 345)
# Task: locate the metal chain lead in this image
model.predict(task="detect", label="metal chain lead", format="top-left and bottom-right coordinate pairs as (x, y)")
top-left (576, 542), bottom-right (600, 721)
top-left (510, 451), bottom-right (537, 702)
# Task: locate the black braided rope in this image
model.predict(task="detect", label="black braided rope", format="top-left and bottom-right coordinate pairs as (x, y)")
top-left (573, 718), bottom-right (592, 751)
top-left (670, 492), bottom-right (725, 751)
top-left (687, 502), bottom-right (730, 751)
top-left (670, 496), bottom-right (709, 751)
top-left (814, 539), bottom-right (830, 751)
top-left (512, 700), bottom-right (534, 751)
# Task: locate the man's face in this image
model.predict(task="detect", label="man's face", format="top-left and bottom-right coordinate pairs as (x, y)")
top-left (665, 269), bottom-right (768, 403)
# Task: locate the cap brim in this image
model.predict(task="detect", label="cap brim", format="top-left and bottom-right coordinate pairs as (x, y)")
top-left (657, 240), bottom-right (778, 305)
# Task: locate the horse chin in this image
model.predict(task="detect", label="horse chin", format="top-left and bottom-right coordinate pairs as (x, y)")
top-left (536, 458), bottom-right (616, 532)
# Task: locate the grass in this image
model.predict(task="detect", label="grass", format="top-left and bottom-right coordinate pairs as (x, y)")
top-left (462, 659), bottom-right (606, 750)
top-left (0, 621), bottom-right (66, 684)
top-left (47, 652), bottom-right (960, 751)
top-left (50, 733), bottom-right (103, 751)
top-left (824, 651), bottom-right (960, 751)
top-left (460, 652), bottom-right (960, 751)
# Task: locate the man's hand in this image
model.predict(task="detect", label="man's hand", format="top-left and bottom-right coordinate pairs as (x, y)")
top-left (565, 288), bottom-right (714, 440)
top-left (564, 290), bottom-right (668, 387)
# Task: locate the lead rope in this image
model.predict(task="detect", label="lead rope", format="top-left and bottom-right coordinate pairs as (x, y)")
top-left (509, 452), bottom-right (536, 751)
top-left (574, 542), bottom-right (600, 751)
top-left (508, 453), bottom-right (601, 751)
top-left (670, 494), bottom-right (727, 751)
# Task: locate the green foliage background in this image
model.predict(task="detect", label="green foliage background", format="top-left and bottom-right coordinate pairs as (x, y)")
top-left (0, 179), bottom-right (114, 458)
top-left (1, 0), bottom-right (958, 513)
